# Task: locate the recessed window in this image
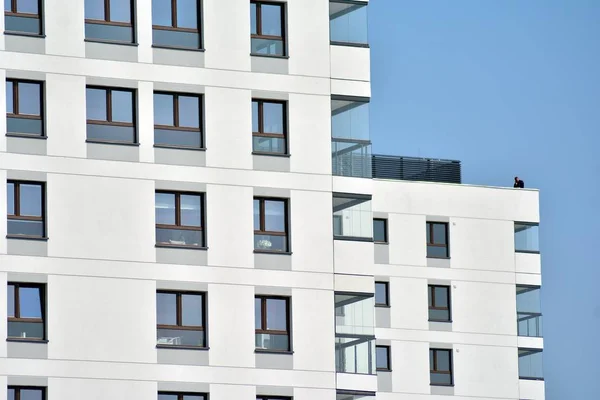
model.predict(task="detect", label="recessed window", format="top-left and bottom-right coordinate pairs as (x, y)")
top-left (8, 387), bottom-right (45, 400)
top-left (84, 0), bottom-right (135, 43)
top-left (255, 296), bottom-right (290, 351)
top-left (4, 0), bottom-right (42, 35)
top-left (152, 0), bottom-right (201, 48)
top-left (252, 99), bottom-right (287, 154)
top-left (155, 191), bottom-right (205, 247)
top-left (7, 181), bottom-right (45, 238)
top-left (376, 345), bottom-right (391, 371)
top-left (158, 392), bottom-right (206, 400)
top-left (428, 285), bottom-right (451, 322)
top-left (253, 197), bottom-right (289, 252)
top-left (430, 348), bottom-right (453, 386)
top-left (516, 286), bottom-right (543, 337)
top-left (86, 87), bottom-right (136, 144)
top-left (514, 222), bottom-right (539, 253)
top-left (154, 92), bottom-right (203, 148)
top-left (373, 218), bottom-right (387, 243)
top-left (329, 1), bottom-right (368, 46)
top-left (426, 222), bottom-right (449, 258)
top-left (6, 80), bottom-right (44, 136)
top-left (250, 1), bottom-right (286, 56)
top-left (518, 348), bottom-right (544, 380)
top-left (375, 282), bottom-right (389, 306)
top-left (156, 291), bottom-right (206, 347)
top-left (8, 283), bottom-right (45, 340)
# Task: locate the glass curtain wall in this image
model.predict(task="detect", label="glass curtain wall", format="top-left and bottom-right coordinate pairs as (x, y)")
top-left (331, 97), bottom-right (371, 178)
top-left (516, 286), bottom-right (543, 337)
top-left (333, 194), bottom-right (373, 239)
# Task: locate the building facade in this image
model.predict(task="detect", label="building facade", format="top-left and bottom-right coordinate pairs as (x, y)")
top-left (0, 1), bottom-right (544, 400)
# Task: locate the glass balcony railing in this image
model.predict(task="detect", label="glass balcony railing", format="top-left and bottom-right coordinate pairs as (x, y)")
top-left (517, 312), bottom-right (543, 337)
top-left (515, 223), bottom-right (540, 253)
top-left (332, 139), bottom-right (372, 178)
top-left (330, 1), bottom-right (368, 46)
top-left (517, 286), bottom-right (543, 337)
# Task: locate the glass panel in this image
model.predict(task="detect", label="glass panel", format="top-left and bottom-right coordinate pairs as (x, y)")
top-left (436, 350), bottom-right (451, 370)
top-left (7, 117), bottom-right (43, 136)
top-left (86, 88), bottom-right (107, 120)
top-left (6, 81), bottom-right (13, 113)
top-left (374, 283), bottom-right (387, 305)
top-left (7, 219), bottom-right (44, 237)
top-left (432, 223), bottom-right (447, 244)
top-left (178, 96), bottom-right (200, 128)
top-left (335, 294), bottom-right (374, 335)
top-left (16, 0), bottom-right (38, 13)
top-left (154, 128), bottom-right (202, 147)
top-left (430, 372), bottom-right (452, 385)
top-left (4, 0), bottom-right (10, 12)
top-left (331, 139), bottom-right (372, 178)
top-left (182, 396), bottom-right (203, 400)
top-left (252, 136), bottom-right (285, 154)
top-left (518, 313), bottom-right (543, 337)
top-left (261, 4), bottom-right (282, 36)
top-left (19, 286), bottom-right (42, 317)
top-left (7, 389), bottom-right (14, 400)
top-left (86, 124), bottom-right (135, 142)
top-left (177, 0), bottom-right (198, 28)
top-left (255, 333), bottom-right (288, 351)
top-left (331, 99), bottom-right (369, 141)
top-left (7, 183), bottom-right (15, 215)
top-left (152, 29), bottom-right (200, 48)
top-left (515, 223), bottom-right (539, 252)
top-left (19, 184), bottom-right (42, 217)
top-left (154, 93), bottom-right (174, 126)
top-left (251, 38), bottom-right (284, 56)
top-left (373, 219), bottom-right (386, 242)
top-left (250, 3), bottom-right (257, 34)
top-left (519, 349), bottom-right (543, 379)
top-left (180, 194), bottom-right (201, 227)
top-left (158, 394), bottom-right (178, 400)
top-left (428, 286), bottom-right (433, 307)
top-left (335, 336), bottom-right (375, 374)
top-left (8, 321), bottom-right (44, 339)
top-left (376, 346), bottom-right (389, 369)
top-left (155, 193), bottom-right (175, 225)
top-left (254, 233), bottom-right (287, 252)
top-left (7, 284), bottom-right (15, 317)
top-left (5, 15), bottom-right (40, 34)
top-left (85, 0), bottom-right (105, 20)
top-left (330, 3), bottom-right (368, 44)
top-left (110, 0), bottom-right (131, 22)
top-left (181, 294), bottom-right (203, 326)
top-left (17, 83), bottom-right (41, 120)
top-left (111, 90), bottom-right (133, 123)
top-left (152, 0), bottom-right (172, 26)
top-left (156, 292), bottom-right (176, 325)
top-left (427, 245), bottom-right (448, 258)
top-left (85, 22), bottom-right (133, 42)
top-left (156, 228), bottom-right (203, 247)
top-left (516, 286), bottom-right (541, 313)
top-left (426, 224), bottom-right (431, 243)
top-left (253, 199), bottom-right (260, 230)
top-left (252, 101), bottom-right (259, 132)
top-left (332, 195), bottom-right (373, 239)
top-left (429, 308), bottom-right (450, 322)
top-left (264, 200), bottom-right (285, 232)
top-left (266, 298), bottom-right (287, 330)
top-left (157, 328), bottom-right (204, 346)
top-left (434, 287), bottom-right (448, 307)
top-left (263, 102), bottom-right (284, 134)
top-left (255, 298), bottom-right (262, 329)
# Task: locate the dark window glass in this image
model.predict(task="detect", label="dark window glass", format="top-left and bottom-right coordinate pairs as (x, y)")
top-left (373, 218), bottom-right (387, 243)
top-left (7, 388), bottom-right (44, 400)
top-left (111, 90), bottom-right (133, 123)
top-left (152, 0), bottom-right (201, 48)
top-left (6, 81), bottom-right (13, 113)
top-left (252, 99), bottom-right (287, 154)
top-left (254, 197), bottom-right (288, 252)
top-left (86, 87), bottom-right (136, 143)
top-left (428, 285), bottom-right (451, 322)
top-left (5, 0), bottom-right (42, 34)
top-left (6, 80), bottom-right (43, 136)
top-left (16, 0), bottom-right (37, 13)
top-left (7, 283), bottom-right (45, 340)
top-left (156, 291), bottom-right (206, 347)
top-left (376, 345), bottom-right (390, 370)
top-left (518, 348), bottom-right (544, 380)
top-left (110, 0), bottom-right (130, 22)
top-left (375, 282), bottom-right (388, 306)
top-left (84, 0), bottom-right (104, 19)
top-left (250, 1), bottom-right (285, 56)
top-left (85, 0), bottom-right (134, 43)
top-left (430, 349), bottom-right (453, 386)
top-left (7, 181), bottom-right (45, 238)
top-left (153, 92), bottom-right (203, 148)
top-left (426, 222), bottom-right (449, 258)
top-left (257, 398), bottom-right (292, 400)
top-left (255, 296), bottom-right (290, 351)
top-left (155, 191), bottom-right (205, 247)
top-left (158, 392), bottom-right (206, 400)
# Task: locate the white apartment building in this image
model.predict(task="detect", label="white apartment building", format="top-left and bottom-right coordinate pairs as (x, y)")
top-left (0, 1), bottom-right (544, 400)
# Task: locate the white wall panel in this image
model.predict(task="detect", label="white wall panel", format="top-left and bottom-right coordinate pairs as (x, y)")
top-left (516, 252), bottom-right (542, 274)
top-left (288, 0), bottom-right (330, 77)
top-left (391, 341), bottom-right (430, 394)
top-left (389, 277), bottom-right (428, 330)
top-left (44, 0), bottom-right (85, 57)
top-left (49, 377), bottom-right (156, 400)
top-left (333, 240), bottom-right (373, 276)
top-left (519, 379), bottom-right (546, 400)
top-left (330, 46), bottom-right (371, 82)
top-left (388, 213), bottom-right (426, 266)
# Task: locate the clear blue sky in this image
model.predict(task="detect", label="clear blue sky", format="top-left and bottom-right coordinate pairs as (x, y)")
top-left (369, 1), bottom-right (600, 398)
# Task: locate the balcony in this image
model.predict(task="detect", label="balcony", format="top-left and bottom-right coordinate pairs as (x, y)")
top-left (371, 154), bottom-right (462, 184)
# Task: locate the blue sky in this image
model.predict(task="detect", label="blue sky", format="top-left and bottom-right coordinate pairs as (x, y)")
top-left (369, 1), bottom-right (600, 398)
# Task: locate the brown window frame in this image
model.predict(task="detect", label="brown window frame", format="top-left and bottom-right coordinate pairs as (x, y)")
top-left (7, 180), bottom-right (46, 239)
top-left (375, 281), bottom-right (389, 307)
top-left (155, 191), bottom-right (205, 248)
top-left (153, 92), bottom-right (203, 148)
top-left (426, 221), bottom-right (449, 258)
top-left (84, 0), bottom-right (134, 27)
top-left (430, 348), bottom-right (453, 386)
top-left (7, 283), bottom-right (46, 340)
top-left (6, 79), bottom-right (44, 136)
top-left (8, 387), bottom-right (46, 400)
top-left (252, 98), bottom-right (287, 154)
top-left (376, 345), bottom-right (391, 371)
top-left (255, 295), bottom-right (291, 351)
top-left (156, 290), bottom-right (206, 348)
top-left (428, 285), bottom-right (451, 322)
top-left (4, 0), bottom-right (42, 21)
top-left (254, 197), bottom-right (289, 252)
top-left (373, 218), bottom-right (388, 243)
top-left (86, 86), bottom-right (137, 143)
top-left (251, 1), bottom-right (286, 56)
top-left (152, 0), bottom-right (201, 33)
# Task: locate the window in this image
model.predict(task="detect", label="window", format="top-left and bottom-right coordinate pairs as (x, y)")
top-left (4, 0), bottom-right (42, 35)
top-left (86, 87), bottom-right (136, 143)
top-left (6, 80), bottom-right (44, 136)
top-left (84, 0), bottom-right (134, 43)
top-left (155, 191), bottom-right (205, 247)
top-left (518, 348), bottom-right (544, 380)
top-left (158, 393), bottom-right (206, 400)
top-left (331, 97), bottom-right (371, 178)
top-left (156, 291), bottom-right (206, 347)
top-left (152, 0), bottom-right (201, 48)
top-left (257, 397), bottom-right (291, 400)
top-left (253, 197), bottom-right (289, 252)
top-left (430, 349), bottom-right (453, 386)
top-left (252, 99), bottom-right (287, 154)
top-left (329, 1), bottom-right (368, 46)
top-left (7, 181), bottom-right (45, 238)
top-left (373, 219), bottom-right (387, 243)
top-left (376, 345), bottom-right (390, 371)
top-left (8, 387), bottom-right (45, 400)
top-left (426, 222), bottom-right (449, 258)
top-left (8, 283), bottom-right (45, 340)
top-left (517, 286), bottom-right (542, 337)
top-left (250, 1), bottom-right (286, 56)
top-left (255, 296), bottom-right (290, 351)
top-left (333, 193), bottom-right (372, 239)
top-left (154, 92), bottom-right (203, 148)
top-left (428, 285), bottom-right (451, 322)
top-left (374, 282), bottom-right (388, 306)
top-left (514, 222), bottom-right (539, 253)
